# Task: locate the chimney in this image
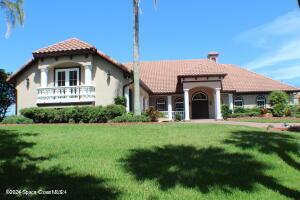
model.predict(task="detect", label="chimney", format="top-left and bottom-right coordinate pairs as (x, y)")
top-left (207, 51), bottom-right (219, 62)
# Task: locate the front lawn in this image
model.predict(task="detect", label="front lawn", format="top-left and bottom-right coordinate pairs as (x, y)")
top-left (0, 124), bottom-right (299, 199)
top-left (229, 117), bottom-right (300, 123)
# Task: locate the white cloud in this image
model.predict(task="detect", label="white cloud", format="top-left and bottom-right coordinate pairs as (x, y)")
top-left (239, 10), bottom-right (300, 46)
top-left (246, 38), bottom-right (300, 70)
top-left (265, 64), bottom-right (300, 80)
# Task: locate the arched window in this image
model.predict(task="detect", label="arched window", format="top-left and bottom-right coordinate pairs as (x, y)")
top-left (256, 95), bottom-right (266, 108)
top-left (156, 98), bottom-right (166, 111)
top-left (192, 92), bottom-right (208, 101)
top-left (234, 96), bottom-right (244, 108)
top-left (175, 97), bottom-right (184, 111)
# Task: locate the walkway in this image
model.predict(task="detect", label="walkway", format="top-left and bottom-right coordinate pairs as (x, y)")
top-left (188, 119), bottom-right (300, 129)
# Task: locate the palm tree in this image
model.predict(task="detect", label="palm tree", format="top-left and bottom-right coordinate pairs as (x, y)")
top-left (0, 0), bottom-right (24, 38)
top-left (133, 0), bottom-right (141, 115)
top-left (132, 0), bottom-right (157, 115)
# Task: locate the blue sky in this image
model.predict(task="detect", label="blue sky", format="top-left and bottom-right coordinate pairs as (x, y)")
top-left (1, 0), bottom-right (300, 88)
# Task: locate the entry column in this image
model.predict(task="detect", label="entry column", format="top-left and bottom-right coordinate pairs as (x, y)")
top-left (214, 88), bottom-right (222, 120)
top-left (184, 89), bottom-right (190, 121)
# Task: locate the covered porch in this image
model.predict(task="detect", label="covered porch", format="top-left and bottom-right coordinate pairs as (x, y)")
top-left (149, 76), bottom-right (234, 121)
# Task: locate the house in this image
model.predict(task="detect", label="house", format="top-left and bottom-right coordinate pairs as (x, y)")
top-left (7, 38), bottom-right (300, 120)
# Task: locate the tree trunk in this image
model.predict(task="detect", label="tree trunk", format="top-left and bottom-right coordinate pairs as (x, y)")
top-left (133, 0), bottom-right (141, 115)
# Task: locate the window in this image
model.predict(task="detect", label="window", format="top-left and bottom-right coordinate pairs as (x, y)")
top-left (156, 98), bottom-right (166, 111)
top-left (55, 68), bottom-right (79, 87)
top-left (256, 95), bottom-right (266, 108)
top-left (192, 92), bottom-right (208, 101)
top-left (175, 97), bottom-right (184, 111)
top-left (234, 96), bottom-right (244, 108)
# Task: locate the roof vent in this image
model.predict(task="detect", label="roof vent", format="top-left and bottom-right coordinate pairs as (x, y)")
top-left (207, 51), bottom-right (219, 62)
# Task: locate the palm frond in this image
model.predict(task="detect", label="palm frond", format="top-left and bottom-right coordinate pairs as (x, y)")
top-left (0, 0), bottom-right (24, 38)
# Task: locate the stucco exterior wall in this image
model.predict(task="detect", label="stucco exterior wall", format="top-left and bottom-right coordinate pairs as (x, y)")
top-left (92, 55), bottom-right (129, 106)
top-left (15, 62), bottom-right (40, 113)
top-left (14, 54), bottom-right (130, 113)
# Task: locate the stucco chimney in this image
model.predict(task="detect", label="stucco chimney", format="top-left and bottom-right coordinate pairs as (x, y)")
top-left (207, 51), bottom-right (219, 62)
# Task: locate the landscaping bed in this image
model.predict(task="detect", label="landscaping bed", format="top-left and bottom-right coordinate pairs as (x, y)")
top-left (228, 116), bottom-right (300, 123)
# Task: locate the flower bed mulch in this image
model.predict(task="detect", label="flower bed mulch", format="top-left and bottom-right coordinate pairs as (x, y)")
top-left (228, 116), bottom-right (300, 121)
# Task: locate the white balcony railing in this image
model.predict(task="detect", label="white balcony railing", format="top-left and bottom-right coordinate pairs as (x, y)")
top-left (161, 111), bottom-right (185, 120)
top-left (37, 86), bottom-right (95, 104)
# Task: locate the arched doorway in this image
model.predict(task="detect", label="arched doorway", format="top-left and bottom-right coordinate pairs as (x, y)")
top-left (192, 92), bottom-right (209, 119)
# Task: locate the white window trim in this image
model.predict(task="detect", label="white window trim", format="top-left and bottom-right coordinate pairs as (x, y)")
top-left (175, 97), bottom-right (184, 111)
top-left (192, 92), bottom-right (208, 101)
top-left (234, 96), bottom-right (244, 108)
top-left (157, 98), bottom-right (166, 111)
top-left (256, 95), bottom-right (266, 108)
top-left (55, 68), bottom-right (79, 87)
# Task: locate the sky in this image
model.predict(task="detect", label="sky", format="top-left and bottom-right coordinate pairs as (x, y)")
top-left (1, 0), bottom-right (300, 87)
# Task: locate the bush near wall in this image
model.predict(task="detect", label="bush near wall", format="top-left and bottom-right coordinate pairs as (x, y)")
top-left (20, 105), bottom-right (126, 123)
top-left (269, 91), bottom-right (288, 117)
top-left (229, 107), bottom-right (261, 118)
top-left (111, 113), bottom-right (150, 123)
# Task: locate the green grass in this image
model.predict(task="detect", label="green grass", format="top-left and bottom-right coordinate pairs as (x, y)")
top-left (0, 124), bottom-right (299, 200)
top-left (231, 117), bottom-right (300, 123)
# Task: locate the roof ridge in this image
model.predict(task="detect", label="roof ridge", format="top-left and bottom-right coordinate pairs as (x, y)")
top-left (34, 37), bottom-right (95, 53)
top-left (123, 58), bottom-right (210, 65)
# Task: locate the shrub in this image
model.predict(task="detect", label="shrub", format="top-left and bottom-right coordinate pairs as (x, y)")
top-left (284, 105), bottom-right (298, 117)
top-left (260, 108), bottom-right (269, 115)
top-left (272, 104), bottom-right (286, 117)
top-left (20, 105), bottom-right (125, 123)
top-left (269, 91), bottom-right (288, 117)
top-left (269, 91), bottom-right (288, 106)
top-left (221, 104), bottom-right (232, 120)
top-left (111, 113), bottom-right (150, 123)
top-left (234, 107), bottom-right (245, 113)
top-left (144, 107), bottom-right (160, 122)
top-left (103, 104), bottom-right (126, 120)
top-left (229, 113), bottom-right (248, 118)
top-left (114, 96), bottom-right (127, 107)
top-left (174, 112), bottom-right (182, 121)
top-left (1, 115), bottom-right (33, 124)
top-left (230, 107), bottom-right (260, 118)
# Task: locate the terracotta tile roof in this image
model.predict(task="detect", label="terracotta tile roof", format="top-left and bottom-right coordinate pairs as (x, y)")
top-left (33, 38), bottom-right (96, 55)
top-left (222, 64), bottom-right (298, 93)
top-left (124, 60), bottom-right (299, 94)
top-left (8, 38), bottom-right (130, 82)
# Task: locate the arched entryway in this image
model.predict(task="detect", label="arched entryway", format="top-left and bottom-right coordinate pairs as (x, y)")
top-left (192, 92), bottom-right (209, 119)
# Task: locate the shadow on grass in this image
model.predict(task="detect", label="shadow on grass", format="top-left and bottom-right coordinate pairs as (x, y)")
top-left (122, 145), bottom-right (300, 199)
top-left (0, 129), bottom-right (119, 200)
top-left (225, 130), bottom-right (300, 171)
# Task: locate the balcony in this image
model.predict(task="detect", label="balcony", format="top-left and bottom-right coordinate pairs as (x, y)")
top-left (37, 86), bottom-right (95, 104)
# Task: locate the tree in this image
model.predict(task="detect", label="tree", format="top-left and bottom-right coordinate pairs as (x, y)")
top-left (269, 91), bottom-right (288, 117)
top-left (132, 0), bottom-right (157, 115)
top-left (0, 69), bottom-right (16, 121)
top-left (0, 0), bottom-right (24, 38)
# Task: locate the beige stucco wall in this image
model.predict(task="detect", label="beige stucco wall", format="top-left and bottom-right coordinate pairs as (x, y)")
top-left (15, 62), bottom-right (40, 113)
top-left (14, 54), bottom-right (130, 113)
top-left (92, 55), bottom-right (130, 106)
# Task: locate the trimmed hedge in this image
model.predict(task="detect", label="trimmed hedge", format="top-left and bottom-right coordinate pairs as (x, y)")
top-left (111, 113), bottom-right (150, 123)
top-left (20, 105), bottom-right (126, 123)
top-left (230, 107), bottom-right (261, 118)
top-left (1, 115), bottom-right (33, 124)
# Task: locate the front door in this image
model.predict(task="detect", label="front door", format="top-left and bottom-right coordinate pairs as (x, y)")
top-left (192, 92), bottom-right (209, 119)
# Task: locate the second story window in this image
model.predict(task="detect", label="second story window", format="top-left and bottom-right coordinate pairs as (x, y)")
top-left (55, 68), bottom-right (79, 87)
top-left (156, 98), bottom-right (166, 111)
